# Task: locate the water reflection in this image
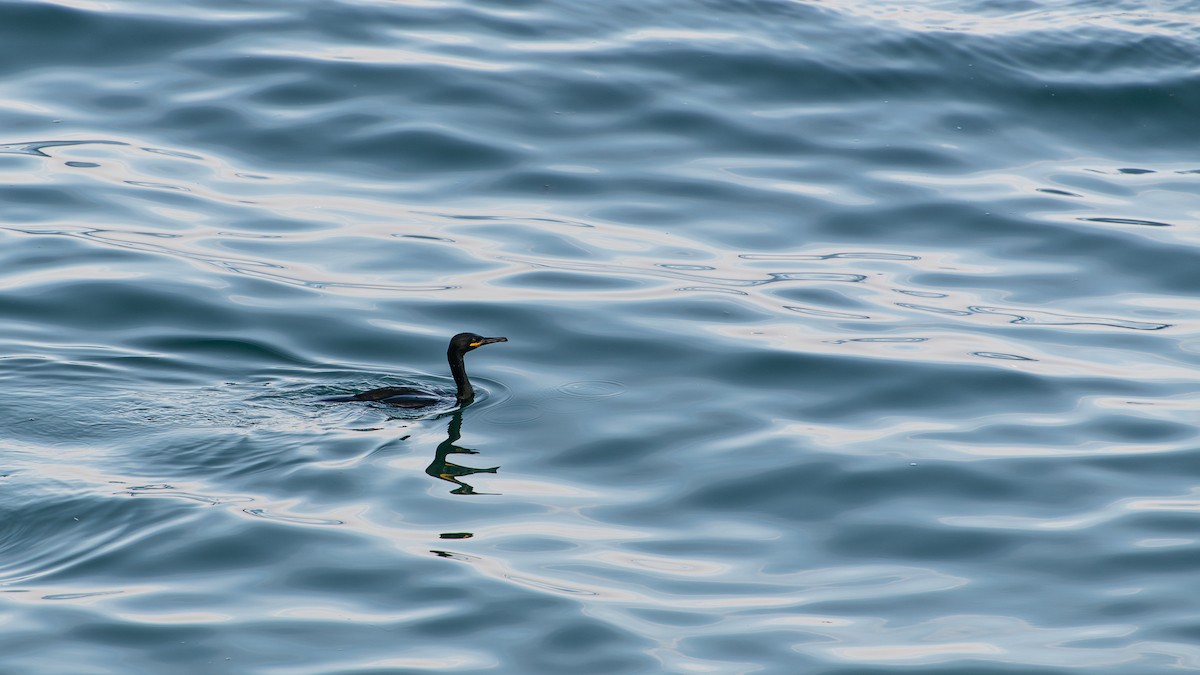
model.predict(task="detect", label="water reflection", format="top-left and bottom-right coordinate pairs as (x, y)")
top-left (425, 410), bottom-right (499, 496)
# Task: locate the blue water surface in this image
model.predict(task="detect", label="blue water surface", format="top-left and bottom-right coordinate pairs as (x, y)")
top-left (1, 0), bottom-right (1199, 673)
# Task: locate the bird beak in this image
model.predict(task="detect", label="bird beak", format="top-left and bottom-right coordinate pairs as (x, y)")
top-left (470, 336), bottom-right (508, 347)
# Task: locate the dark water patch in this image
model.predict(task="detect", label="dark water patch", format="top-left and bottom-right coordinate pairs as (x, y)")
top-left (916, 415), bottom-right (1197, 456)
top-left (1037, 187), bottom-right (1081, 197)
top-left (135, 337), bottom-right (306, 367)
top-left (342, 126), bottom-right (524, 172)
top-left (1080, 216), bottom-right (1174, 228)
top-left (0, 2), bottom-right (236, 74)
top-left (504, 271), bottom-right (646, 292)
top-left (828, 522), bottom-right (1018, 561)
top-left (0, 184), bottom-right (106, 214)
top-left (0, 280), bottom-right (250, 336)
top-left (487, 168), bottom-right (605, 197)
top-left (225, 216), bottom-right (328, 234)
top-left (397, 234), bottom-right (455, 242)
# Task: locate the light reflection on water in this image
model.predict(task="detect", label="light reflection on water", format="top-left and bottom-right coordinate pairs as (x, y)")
top-left (1, 0), bottom-right (1199, 672)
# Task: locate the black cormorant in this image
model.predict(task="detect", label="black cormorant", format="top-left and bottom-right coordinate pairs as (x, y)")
top-left (326, 332), bottom-right (507, 408)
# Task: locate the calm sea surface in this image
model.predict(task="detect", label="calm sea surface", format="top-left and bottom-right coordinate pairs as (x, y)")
top-left (1, 1), bottom-right (1199, 673)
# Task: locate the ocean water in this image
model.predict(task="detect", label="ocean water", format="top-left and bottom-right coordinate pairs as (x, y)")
top-left (1, 0), bottom-right (1198, 672)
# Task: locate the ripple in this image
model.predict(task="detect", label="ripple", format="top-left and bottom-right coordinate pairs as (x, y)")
top-left (970, 306), bottom-right (1172, 331)
top-left (828, 337), bottom-right (928, 344)
top-left (396, 234), bottom-right (455, 242)
top-left (0, 139), bottom-right (126, 157)
top-left (1036, 188), bottom-right (1081, 197)
top-left (783, 306), bottom-right (871, 319)
top-left (124, 179), bottom-right (190, 191)
top-left (243, 509), bottom-right (344, 526)
top-left (557, 380), bottom-right (627, 398)
top-left (1080, 216), bottom-right (1174, 227)
top-left (42, 590), bottom-right (124, 601)
top-left (0, 488), bottom-right (195, 586)
top-left (141, 146), bottom-right (203, 160)
top-left (1, 1), bottom-right (1199, 672)
top-left (972, 351), bottom-right (1037, 361)
top-left (741, 252), bottom-right (920, 261)
top-left (124, 484), bottom-right (252, 506)
top-left (895, 302), bottom-right (972, 316)
top-left (676, 286), bottom-right (749, 295)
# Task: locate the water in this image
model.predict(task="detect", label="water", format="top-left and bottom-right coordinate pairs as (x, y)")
top-left (1, 1), bottom-right (1198, 672)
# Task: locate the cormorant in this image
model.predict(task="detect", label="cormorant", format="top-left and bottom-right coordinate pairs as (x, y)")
top-left (326, 332), bottom-right (507, 408)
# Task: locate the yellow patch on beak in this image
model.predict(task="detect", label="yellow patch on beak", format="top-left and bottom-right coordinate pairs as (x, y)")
top-left (469, 341), bottom-right (483, 347)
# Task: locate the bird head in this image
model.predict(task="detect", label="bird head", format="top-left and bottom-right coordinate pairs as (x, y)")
top-left (450, 332), bottom-right (508, 355)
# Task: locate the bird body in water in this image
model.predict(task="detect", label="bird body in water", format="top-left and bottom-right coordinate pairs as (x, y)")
top-left (326, 332), bottom-right (507, 409)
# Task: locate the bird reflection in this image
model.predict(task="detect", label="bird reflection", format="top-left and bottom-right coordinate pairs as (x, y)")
top-left (425, 409), bottom-right (498, 495)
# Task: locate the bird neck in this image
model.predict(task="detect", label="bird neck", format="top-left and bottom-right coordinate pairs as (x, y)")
top-left (448, 350), bottom-right (474, 405)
